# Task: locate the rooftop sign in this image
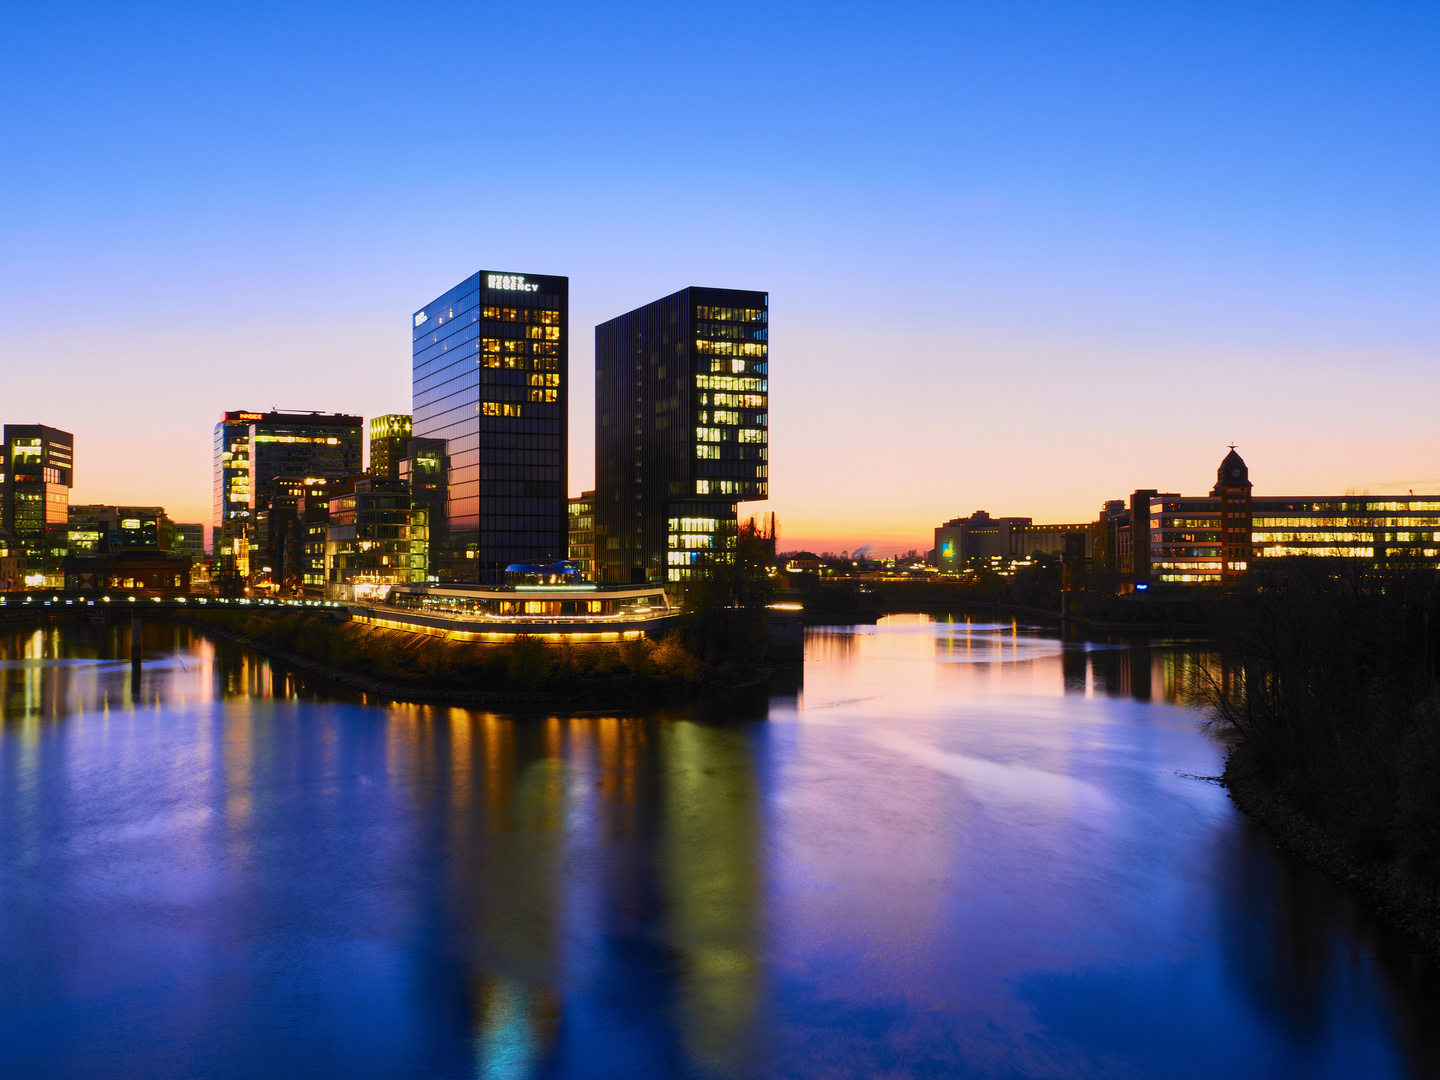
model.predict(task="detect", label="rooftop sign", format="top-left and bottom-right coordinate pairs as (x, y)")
top-left (487, 274), bottom-right (539, 293)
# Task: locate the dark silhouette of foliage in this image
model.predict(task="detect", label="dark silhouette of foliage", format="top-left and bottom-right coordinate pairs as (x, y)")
top-left (680, 520), bottom-right (775, 671)
top-left (1202, 558), bottom-right (1440, 887)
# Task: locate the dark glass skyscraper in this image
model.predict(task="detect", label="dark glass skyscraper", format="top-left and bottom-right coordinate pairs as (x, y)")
top-left (594, 287), bottom-right (768, 584)
top-left (412, 271), bottom-right (568, 583)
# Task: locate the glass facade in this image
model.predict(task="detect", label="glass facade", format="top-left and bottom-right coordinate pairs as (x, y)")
top-left (594, 287), bottom-right (768, 583)
top-left (412, 271), bottom-right (568, 584)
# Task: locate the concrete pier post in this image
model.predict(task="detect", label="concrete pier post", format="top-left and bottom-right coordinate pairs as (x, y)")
top-left (130, 611), bottom-right (142, 695)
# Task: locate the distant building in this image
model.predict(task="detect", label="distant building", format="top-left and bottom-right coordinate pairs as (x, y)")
top-left (369, 414), bottom-right (412, 479)
top-left (1, 424), bottom-right (73, 586)
top-left (325, 477), bottom-right (420, 600)
top-left (933, 510), bottom-right (1092, 573)
top-left (175, 523), bottom-right (205, 562)
top-left (412, 271), bottom-right (569, 584)
top-left (595, 287), bottom-right (769, 584)
top-left (568, 490), bottom-right (595, 580)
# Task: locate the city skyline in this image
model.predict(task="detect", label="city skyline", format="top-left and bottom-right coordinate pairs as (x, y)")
top-left (2, 3), bottom-right (1436, 553)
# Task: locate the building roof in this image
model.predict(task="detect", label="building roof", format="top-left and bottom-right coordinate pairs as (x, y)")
top-left (1214, 447), bottom-right (1250, 490)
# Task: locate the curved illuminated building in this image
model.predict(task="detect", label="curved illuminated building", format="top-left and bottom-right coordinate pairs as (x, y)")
top-left (412, 271), bottom-right (568, 585)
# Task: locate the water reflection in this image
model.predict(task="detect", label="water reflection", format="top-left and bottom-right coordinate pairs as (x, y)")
top-left (0, 616), bottom-right (1436, 1079)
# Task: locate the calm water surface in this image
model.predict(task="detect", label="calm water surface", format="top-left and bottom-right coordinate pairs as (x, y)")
top-left (1, 615), bottom-right (1437, 1079)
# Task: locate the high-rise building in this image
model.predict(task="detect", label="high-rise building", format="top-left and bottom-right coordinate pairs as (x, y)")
top-left (1, 424), bottom-right (74, 584)
top-left (412, 271), bottom-right (568, 583)
top-left (568, 490), bottom-right (595, 580)
top-left (594, 288), bottom-right (768, 584)
top-left (213, 410), bottom-right (363, 581)
top-left (369, 414), bottom-right (412, 479)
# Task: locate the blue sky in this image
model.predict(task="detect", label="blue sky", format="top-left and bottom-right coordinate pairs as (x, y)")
top-left (2, 2), bottom-right (1436, 548)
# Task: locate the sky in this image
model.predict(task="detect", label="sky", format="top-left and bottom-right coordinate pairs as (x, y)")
top-left (1, 1), bottom-right (1436, 554)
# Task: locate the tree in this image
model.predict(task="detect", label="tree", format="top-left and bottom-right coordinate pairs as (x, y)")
top-left (681, 520), bottom-right (775, 671)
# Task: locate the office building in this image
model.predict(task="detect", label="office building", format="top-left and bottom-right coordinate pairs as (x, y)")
top-left (1, 424), bottom-right (73, 584)
top-left (412, 271), bottom-right (568, 583)
top-left (369, 414), bottom-right (412, 479)
top-left (594, 287), bottom-right (768, 584)
top-left (1120, 448), bottom-right (1440, 587)
top-left (213, 410), bottom-right (363, 581)
top-left (568, 490), bottom-right (595, 580)
top-left (325, 477), bottom-right (419, 600)
top-left (933, 510), bottom-right (1093, 573)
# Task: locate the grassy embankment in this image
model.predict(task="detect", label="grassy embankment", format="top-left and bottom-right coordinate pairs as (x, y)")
top-left (186, 608), bottom-right (712, 704)
top-left (1202, 558), bottom-right (1440, 948)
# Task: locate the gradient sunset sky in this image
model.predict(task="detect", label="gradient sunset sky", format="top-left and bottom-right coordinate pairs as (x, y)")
top-left (2, 2), bottom-right (1436, 553)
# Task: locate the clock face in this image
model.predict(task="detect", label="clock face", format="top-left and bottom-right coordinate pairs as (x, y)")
top-left (1231, 468), bottom-right (1241, 477)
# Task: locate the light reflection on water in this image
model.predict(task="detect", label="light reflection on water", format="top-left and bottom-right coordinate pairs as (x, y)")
top-left (0, 614), bottom-right (1437, 1079)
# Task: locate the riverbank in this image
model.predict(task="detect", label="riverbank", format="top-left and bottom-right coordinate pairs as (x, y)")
top-left (1224, 749), bottom-right (1440, 956)
top-left (182, 609), bottom-right (762, 710)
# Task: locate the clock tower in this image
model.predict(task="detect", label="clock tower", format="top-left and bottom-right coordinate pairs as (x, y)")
top-left (1211, 446), bottom-right (1252, 585)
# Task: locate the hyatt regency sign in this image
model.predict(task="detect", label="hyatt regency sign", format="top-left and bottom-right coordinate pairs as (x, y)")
top-left (487, 274), bottom-right (539, 293)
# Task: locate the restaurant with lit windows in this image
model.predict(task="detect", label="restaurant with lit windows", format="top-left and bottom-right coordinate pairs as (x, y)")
top-left (594, 286), bottom-right (768, 585)
top-left (411, 271), bottom-right (568, 585)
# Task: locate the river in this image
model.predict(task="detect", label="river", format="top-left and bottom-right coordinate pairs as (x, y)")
top-left (1, 614), bottom-right (1437, 1079)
